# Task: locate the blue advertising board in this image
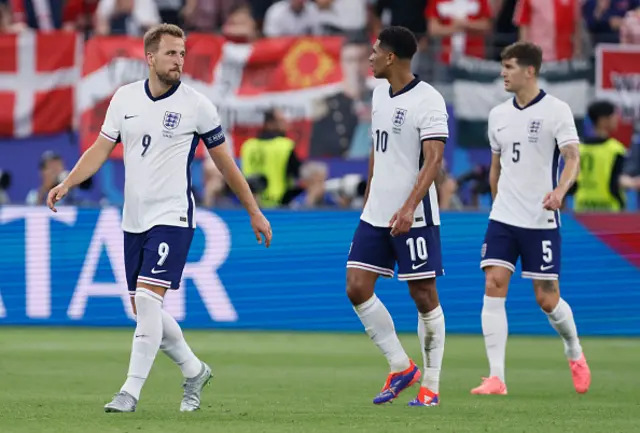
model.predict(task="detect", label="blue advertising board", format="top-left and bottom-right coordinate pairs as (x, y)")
top-left (0, 207), bottom-right (638, 335)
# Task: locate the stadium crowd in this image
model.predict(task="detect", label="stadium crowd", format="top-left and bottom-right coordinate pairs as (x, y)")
top-left (1, 0), bottom-right (640, 211)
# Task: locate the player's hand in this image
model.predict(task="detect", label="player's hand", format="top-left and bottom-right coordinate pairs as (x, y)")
top-left (46, 183), bottom-right (69, 213)
top-left (250, 212), bottom-right (272, 248)
top-left (389, 205), bottom-right (414, 237)
top-left (542, 189), bottom-right (564, 211)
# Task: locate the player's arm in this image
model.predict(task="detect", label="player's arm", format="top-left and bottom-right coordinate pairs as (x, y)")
top-left (489, 152), bottom-right (501, 201)
top-left (197, 95), bottom-right (272, 246)
top-left (544, 102), bottom-right (581, 210)
top-left (403, 139), bottom-right (446, 211)
top-left (47, 92), bottom-right (121, 212)
top-left (362, 146), bottom-right (374, 208)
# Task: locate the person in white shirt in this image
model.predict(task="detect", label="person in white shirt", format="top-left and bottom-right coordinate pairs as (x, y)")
top-left (47, 24), bottom-right (272, 413)
top-left (263, 0), bottom-right (322, 37)
top-left (471, 41), bottom-right (591, 396)
top-left (345, 26), bottom-right (448, 408)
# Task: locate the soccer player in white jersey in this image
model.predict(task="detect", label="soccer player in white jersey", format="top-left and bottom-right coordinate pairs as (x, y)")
top-left (46, 24), bottom-right (272, 412)
top-left (471, 41), bottom-right (591, 396)
top-left (346, 26), bottom-right (448, 407)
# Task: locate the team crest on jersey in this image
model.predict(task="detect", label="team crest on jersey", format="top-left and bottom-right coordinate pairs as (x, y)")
top-left (163, 111), bottom-right (182, 130)
top-left (527, 118), bottom-right (543, 143)
top-left (392, 108), bottom-right (407, 127)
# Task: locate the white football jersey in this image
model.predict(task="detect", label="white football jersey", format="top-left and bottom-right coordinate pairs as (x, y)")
top-left (361, 78), bottom-right (449, 228)
top-left (100, 80), bottom-right (225, 233)
top-left (488, 91), bottom-right (579, 229)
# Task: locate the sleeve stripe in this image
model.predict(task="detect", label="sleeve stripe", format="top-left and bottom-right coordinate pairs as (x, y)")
top-left (100, 131), bottom-right (118, 142)
top-left (421, 133), bottom-right (449, 139)
top-left (558, 139), bottom-right (579, 147)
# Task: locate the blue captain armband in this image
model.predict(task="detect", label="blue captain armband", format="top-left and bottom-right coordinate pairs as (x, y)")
top-left (201, 125), bottom-right (226, 149)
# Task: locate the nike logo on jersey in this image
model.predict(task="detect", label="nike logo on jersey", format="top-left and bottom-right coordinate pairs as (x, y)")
top-left (497, 126), bottom-right (508, 132)
top-left (540, 264), bottom-right (554, 271)
top-left (124, 114), bottom-right (138, 119)
top-left (412, 262), bottom-right (427, 270)
top-left (151, 268), bottom-right (167, 274)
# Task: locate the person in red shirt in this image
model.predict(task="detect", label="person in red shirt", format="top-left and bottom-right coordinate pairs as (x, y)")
top-left (514, 0), bottom-right (582, 61)
top-left (426, 0), bottom-right (493, 64)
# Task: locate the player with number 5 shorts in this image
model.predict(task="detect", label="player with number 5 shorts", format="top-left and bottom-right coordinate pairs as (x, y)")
top-left (47, 24), bottom-right (272, 413)
top-left (346, 26), bottom-right (448, 408)
top-left (472, 41), bottom-right (591, 396)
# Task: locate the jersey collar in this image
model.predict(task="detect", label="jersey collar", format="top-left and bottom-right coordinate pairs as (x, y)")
top-left (144, 79), bottom-right (181, 102)
top-left (512, 89), bottom-right (546, 110)
top-left (389, 75), bottom-right (421, 98)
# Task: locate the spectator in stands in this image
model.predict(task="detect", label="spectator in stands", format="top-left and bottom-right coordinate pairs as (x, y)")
top-left (514, 0), bottom-right (582, 61)
top-left (0, 2), bottom-right (14, 32)
top-left (490, 0), bottom-right (519, 60)
top-left (623, 132), bottom-right (640, 204)
top-left (426, 0), bottom-right (492, 65)
top-left (221, 3), bottom-right (259, 42)
top-left (26, 151), bottom-right (67, 206)
top-left (9, 0), bottom-right (81, 31)
top-left (316, 0), bottom-right (367, 36)
top-left (583, 0), bottom-right (637, 46)
top-left (239, 108), bottom-right (304, 208)
top-left (182, 0), bottom-right (240, 33)
top-left (263, 0), bottom-right (322, 37)
top-left (620, 3), bottom-right (640, 43)
top-left (95, 0), bottom-right (160, 36)
top-left (370, 0), bottom-right (429, 76)
top-left (289, 161), bottom-right (335, 208)
top-left (309, 33), bottom-right (371, 158)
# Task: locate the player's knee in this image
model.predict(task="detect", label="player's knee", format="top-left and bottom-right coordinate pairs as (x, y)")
top-left (408, 279), bottom-right (439, 313)
top-left (533, 279), bottom-right (559, 312)
top-left (485, 268), bottom-right (509, 297)
top-left (346, 271), bottom-right (375, 306)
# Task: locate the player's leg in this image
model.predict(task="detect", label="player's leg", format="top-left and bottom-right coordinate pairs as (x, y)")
top-left (472, 220), bottom-right (518, 395)
top-left (393, 225), bottom-right (444, 407)
top-left (346, 221), bottom-right (418, 404)
top-left (521, 228), bottom-right (591, 394)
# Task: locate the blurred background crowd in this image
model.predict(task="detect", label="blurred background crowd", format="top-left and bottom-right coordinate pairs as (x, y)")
top-left (1, 0), bottom-right (640, 213)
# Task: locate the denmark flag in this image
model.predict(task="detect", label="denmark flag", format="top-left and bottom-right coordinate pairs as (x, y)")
top-left (0, 30), bottom-right (81, 138)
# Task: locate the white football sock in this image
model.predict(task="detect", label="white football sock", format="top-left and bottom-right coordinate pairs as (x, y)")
top-left (121, 288), bottom-right (164, 400)
top-left (545, 297), bottom-right (582, 361)
top-left (160, 310), bottom-right (202, 379)
top-left (481, 295), bottom-right (508, 383)
top-left (354, 294), bottom-right (411, 372)
top-left (417, 305), bottom-right (445, 393)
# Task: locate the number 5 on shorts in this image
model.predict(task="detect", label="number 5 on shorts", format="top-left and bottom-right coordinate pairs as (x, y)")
top-left (157, 242), bottom-right (170, 266)
top-left (542, 240), bottom-right (552, 263)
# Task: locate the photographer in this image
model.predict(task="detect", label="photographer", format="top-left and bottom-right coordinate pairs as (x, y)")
top-left (26, 151), bottom-right (94, 206)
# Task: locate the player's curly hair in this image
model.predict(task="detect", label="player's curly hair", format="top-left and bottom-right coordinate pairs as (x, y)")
top-left (378, 26), bottom-right (417, 60)
top-left (143, 24), bottom-right (185, 54)
top-left (501, 41), bottom-right (543, 76)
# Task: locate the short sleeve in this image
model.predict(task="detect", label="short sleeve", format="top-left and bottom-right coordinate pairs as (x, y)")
top-left (513, 0), bottom-right (530, 26)
top-left (554, 102), bottom-right (579, 148)
top-left (196, 95), bottom-right (225, 149)
top-left (415, 92), bottom-right (449, 141)
top-left (100, 90), bottom-right (122, 143)
top-left (487, 111), bottom-right (500, 154)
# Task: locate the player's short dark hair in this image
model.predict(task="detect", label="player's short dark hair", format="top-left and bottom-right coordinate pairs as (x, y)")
top-left (144, 23), bottom-right (185, 54)
top-left (587, 100), bottom-right (616, 125)
top-left (500, 41), bottom-right (543, 75)
top-left (378, 26), bottom-right (417, 60)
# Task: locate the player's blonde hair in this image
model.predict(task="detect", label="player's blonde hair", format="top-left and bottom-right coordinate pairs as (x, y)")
top-left (143, 24), bottom-right (185, 54)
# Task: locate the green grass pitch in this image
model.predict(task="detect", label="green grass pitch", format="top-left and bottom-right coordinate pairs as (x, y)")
top-left (0, 328), bottom-right (639, 433)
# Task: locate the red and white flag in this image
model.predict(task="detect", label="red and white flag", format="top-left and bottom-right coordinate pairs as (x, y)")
top-left (0, 30), bottom-right (81, 137)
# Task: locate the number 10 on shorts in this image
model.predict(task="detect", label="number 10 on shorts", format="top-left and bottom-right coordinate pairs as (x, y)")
top-left (406, 237), bottom-right (428, 262)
